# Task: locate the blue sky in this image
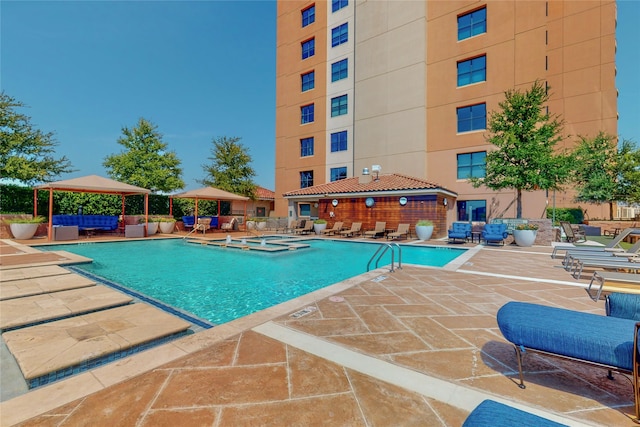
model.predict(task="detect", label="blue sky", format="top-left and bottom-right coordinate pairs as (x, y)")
top-left (2, 1), bottom-right (639, 192)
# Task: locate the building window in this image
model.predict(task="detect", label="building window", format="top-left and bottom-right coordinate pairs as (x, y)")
top-left (457, 103), bottom-right (486, 133)
top-left (301, 71), bottom-right (315, 92)
top-left (331, 23), bottom-right (348, 47)
top-left (330, 130), bottom-right (347, 152)
top-left (332, 0), bottom-right (348, 12)
top-left (300, 171), bottom-right (314, 188)
top-left (302, 5), bottom-right (315, 27)
top-left (331, 58), bottom-right (348, 82)
top-left (457, 200), bottom-right (486, 222)
top-left (301, 38), bottom-right (315, 59)
top-left (300, 137), bottom-right (314, 157)
top-left (301, 104), bottom-right (314, 124)
top-left (457, 55), bottom-right (486, 86)
top-left (330, 167), bottom-right (347, 181)
top-left (331, 95), bottom-right (348, 117)
top-left (457, 151), bottom-right (486, 179)
top-left (458, 7), bottom-right (486, 41)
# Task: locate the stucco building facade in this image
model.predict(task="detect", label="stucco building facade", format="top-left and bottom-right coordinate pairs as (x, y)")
top-left (274, 0), bottom-right (617, 224)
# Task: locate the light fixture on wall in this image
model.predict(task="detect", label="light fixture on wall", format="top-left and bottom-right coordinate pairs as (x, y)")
top-left (443, 198), bottom-right (448, 206)
top-left (332, 199), bottom-right (339, 207)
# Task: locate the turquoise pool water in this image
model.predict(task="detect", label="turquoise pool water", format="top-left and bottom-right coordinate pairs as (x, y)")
top-left (41, 239), bottom-right (465, 325)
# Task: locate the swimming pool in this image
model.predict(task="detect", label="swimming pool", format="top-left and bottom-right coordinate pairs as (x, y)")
top-left (41, 239), bottom-right (465, 325)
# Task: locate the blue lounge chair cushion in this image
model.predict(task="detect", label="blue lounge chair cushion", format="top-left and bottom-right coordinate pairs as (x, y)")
top-left (462, 400), bottom-right (565, 427)
top-left (607, 293), bottom-right (640, 321)
top-left (482, 223), bottom-right (508, 244)
top-left (497, 301), bottom-right (635, 371)
top-left (52, 215), bottom-right (118, 231)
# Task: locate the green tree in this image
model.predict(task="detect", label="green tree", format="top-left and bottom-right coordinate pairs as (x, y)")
top-left (0, 92), bottom-right (73, 184)
top-left (572, 132), bottom-right (619, 219)
top-left (471, 81), bottom-right (572, 218)
top-left (617, 139), bottom-right (640, 205)
top-left (200, 136), bottom-right (256, 198)
top-left (103, 118), bottom-right (184, 193)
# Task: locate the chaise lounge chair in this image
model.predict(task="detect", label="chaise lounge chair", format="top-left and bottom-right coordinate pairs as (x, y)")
top-left (562, 240), bottom-right (640, 271)
top-left (387, 223), bottom-right (410, 240)
top-left (220, 217), bottom-right (237, 231)
top-left (322, 221), bottom-right (343, 236)
top-left (294, 220), bottom-right (314, 235)
top-left (571, 256), bottom-right (640, 279)
top-left (340, 222), bottom-right (362, 237)
top-left (364, 221), bottom-right (386, 239)
top-left (552, 227), bottom-right (640, 259)
top-left (587, 271), bottom-right (640, 301)
top-left (193, 217), bottom-right (211, 235)
top-left (559, 221), bottom-right (586, 243)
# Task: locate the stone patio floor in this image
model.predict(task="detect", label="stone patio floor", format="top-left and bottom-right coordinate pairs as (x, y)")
top-left (0, 234), bottom-right (638, 426)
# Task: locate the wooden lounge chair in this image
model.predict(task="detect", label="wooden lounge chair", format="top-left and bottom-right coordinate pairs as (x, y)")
top-left (387, 223), bottom-right (410, 240)
top-left (294, 220), bottom-right (313, 235)
top-left (559, 221), bottom-right (586, 243)
top-left (340, 222), bottom-right (362, 237)
top-left (220, 217), bottom-right (237, 231)
top-left (364, 221), bottom-right (386, 239)
top-left (194, 217), bottom-right (211, 235)
top-left (587, 271), bottom-right (640, 301)
top-left (322, 221), bottom-right (343, 236)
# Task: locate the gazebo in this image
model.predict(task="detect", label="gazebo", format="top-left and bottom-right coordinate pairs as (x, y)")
top-left (35, 175), bottom-right (152, 241)
top-left (171, 187), bottom-right (250, 228)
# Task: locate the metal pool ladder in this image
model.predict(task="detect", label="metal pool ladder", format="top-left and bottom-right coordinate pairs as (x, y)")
top-left (367, 243), bottom-right (402, 272)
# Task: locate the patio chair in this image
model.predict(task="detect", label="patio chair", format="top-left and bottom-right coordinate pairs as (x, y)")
top-left (193, 217), bottom-right (211, 235)
top-left (562, 239), bottom-right (640, 271)
top-left (294, 220), bottom-right (313, 235)
top-left (559, 221), bottom-right (586, 243)
top-left (551, 227), bottom-right (640, 258)
top-left (571, 256), bottom-right (640, 279)
top-left (364, 221), bottom-right (386, 239)
top-left (448, 222), bottom-right (472, 243)
top-left (322, 221), bottom-right (343, 236)
top-left (220, 217), bottom-right (237, 231)
top-left (387, 223), bottom-right (410, 240)
top-left (340, 222), bottom-right (362, 237)
top-left (587, 271), bottom-right (640, 301)
top-left (481, 223), bottom-right (508, 246)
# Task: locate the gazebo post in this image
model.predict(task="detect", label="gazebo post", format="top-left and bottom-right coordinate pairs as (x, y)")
top-left (33, 189), bottom-right (38, 217)
top-left (169, 197), bottom-right (173, 217)
top-left (47, 188), bottom-right (53, 241)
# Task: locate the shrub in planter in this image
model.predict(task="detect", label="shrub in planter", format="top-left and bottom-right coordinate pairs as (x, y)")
top-left (5, 216), bottom-right (45, 240)
top-left (313, 219), bottom-right (327, 235)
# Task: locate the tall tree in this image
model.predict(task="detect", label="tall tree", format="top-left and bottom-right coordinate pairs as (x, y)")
top-left (200, 136), bottom-right (256, 198)
top-left (0, 92), bottom-right (73, 184)
top-left (103, 118), bottom-right (184, 193)
top-left (471, 81), bottom-right (572, 218)
top-left (616, 138), bottom-right (640, 206)
top-left (572, 132), bottom-right (619, 219)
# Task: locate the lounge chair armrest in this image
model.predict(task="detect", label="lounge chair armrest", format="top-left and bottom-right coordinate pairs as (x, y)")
top-left (607, 294), bottom-right (640, 320)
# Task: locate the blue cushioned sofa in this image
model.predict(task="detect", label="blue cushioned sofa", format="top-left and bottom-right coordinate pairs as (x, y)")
top-left (496, 294), bottom-right (640, 420)
top-left (52, 215), bottom-right (118, 232)
top-left (482, 223), bottom-right (508, 245)
top-left (448, 222), bottom-right (472, 243)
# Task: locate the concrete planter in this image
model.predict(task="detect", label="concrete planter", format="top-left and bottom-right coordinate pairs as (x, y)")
top-left (415, 225), bottom-right (433, 241)
top-left (313, 223), bottom-right (327, 235)
top-left (9, 223), bottom-right (39, 240)
top-left (146, 222), bottom-right (158, 235)
top-left (159, 221), bottom-right (175, 233)
top-left (513, 229), bottom-right (537, 247)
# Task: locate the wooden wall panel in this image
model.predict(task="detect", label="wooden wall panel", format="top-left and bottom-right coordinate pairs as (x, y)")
top-left (317, 195), bottom-right (449, 238)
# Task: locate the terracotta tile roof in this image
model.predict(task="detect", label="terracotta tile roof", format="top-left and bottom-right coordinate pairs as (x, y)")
top-left (255, 186), bottom-right (275, 200)
top-left (283, 173), bottom-right (456, 197)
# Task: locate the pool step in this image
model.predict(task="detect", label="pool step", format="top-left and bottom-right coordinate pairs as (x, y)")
top-left (3, 303), bottom-right (191, 387)
top-left (0, 285), bottom-right (133, 331)
top-left (0, 273), bottom-right (95, 301)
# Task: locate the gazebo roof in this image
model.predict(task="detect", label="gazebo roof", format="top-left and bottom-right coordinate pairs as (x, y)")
top-left (35, 175), bottom-right (151, 195)
top-left (172, 187), bottom-right (249, 201)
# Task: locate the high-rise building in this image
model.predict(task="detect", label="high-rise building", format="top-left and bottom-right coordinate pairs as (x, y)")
top-left (275, 0), bottom-right (617, 223)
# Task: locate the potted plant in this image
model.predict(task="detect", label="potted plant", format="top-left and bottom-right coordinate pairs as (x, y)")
top-left (313, 219), bottom-right (327, 235)
top-left (255, 218), bottom-right (267, 231)
top-left (513, 223), bottom-right (539, 247)
top-left (415, 220), bottom-right (434, 241)
top-left (146, 217), bottom-right (163, 235)
top-left (158, 217), bottom-right (176, 234)
top-left (6, 216), bottom-right (46, 240)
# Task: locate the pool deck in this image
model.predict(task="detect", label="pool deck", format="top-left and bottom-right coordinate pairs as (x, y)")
top-left (0, 233), bottom-right (637, 426)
